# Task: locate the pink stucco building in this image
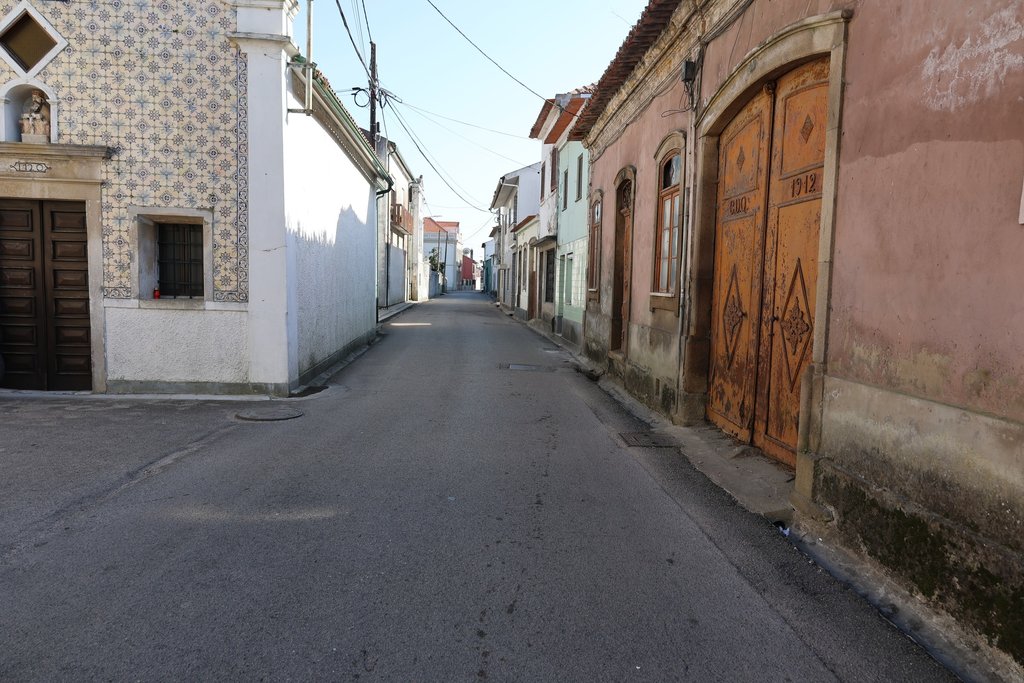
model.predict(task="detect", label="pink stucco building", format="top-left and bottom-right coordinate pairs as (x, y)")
top-left (572, 0), bottom-right (1024, 668)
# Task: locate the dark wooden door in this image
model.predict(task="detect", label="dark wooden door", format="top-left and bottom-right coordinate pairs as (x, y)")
top-left (610, 179), bottom-right (633, 352)
top-left (708, 58), bottom-right (828, 465)
top-left (0, 200), bottom-right (90, 390)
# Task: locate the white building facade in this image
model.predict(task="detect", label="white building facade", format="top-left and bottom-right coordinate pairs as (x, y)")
top-left (0, 0), bottom-right (390, 395)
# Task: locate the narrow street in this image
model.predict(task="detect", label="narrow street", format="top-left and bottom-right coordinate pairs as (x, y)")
top-left (1, 292), bottom-right (953, 681)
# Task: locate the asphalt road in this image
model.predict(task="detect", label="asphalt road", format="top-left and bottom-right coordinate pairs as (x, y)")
top-left (0, 292), bottom-right (955, 681)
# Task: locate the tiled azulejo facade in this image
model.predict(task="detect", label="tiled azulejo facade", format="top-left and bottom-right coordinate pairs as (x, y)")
top-left (0, 0), bottom-right (249, 301)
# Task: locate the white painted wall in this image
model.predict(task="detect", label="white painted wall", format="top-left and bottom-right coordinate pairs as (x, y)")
top-left (283, 81), bottom-right (377, 381)
top-left (104, 305), bottom-right (248, 384)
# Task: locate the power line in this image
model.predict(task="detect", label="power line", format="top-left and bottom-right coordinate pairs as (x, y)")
top-left (360, 0), bottom-right (373, 44)
top-left (398, 102), bottom-right (531, 167)
top-left (390, 103), bottom-right (478, 202)
top-left (386, 101), bottom-right (489, 212)
top-left (333, 0), bottom-right (371, 81)
top-left (400, 101), bottom-right (530, 139)
top-left (349, 0), bottom-right (366, 57)
top-left (424, 0), bottom-right (547, 104)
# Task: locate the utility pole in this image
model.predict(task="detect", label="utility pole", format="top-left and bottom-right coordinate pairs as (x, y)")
top-left (368, 41), bottom-right (378, 141)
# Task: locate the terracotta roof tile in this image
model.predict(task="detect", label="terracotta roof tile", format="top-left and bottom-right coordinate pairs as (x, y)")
top-left (569, 0), bottom-right (682, 141)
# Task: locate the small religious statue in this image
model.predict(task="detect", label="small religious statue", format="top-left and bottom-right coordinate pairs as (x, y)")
top-left (19, 90), bottom-right (50, 144)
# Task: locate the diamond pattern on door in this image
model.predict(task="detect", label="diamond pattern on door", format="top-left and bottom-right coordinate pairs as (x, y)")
top-left (779, 258), bottom-right (812, 390)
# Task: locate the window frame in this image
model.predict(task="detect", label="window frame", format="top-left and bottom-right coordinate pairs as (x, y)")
top-left (129, 206), bottom-right (214, 306)
top-left (562, 168), bottom-right (568, 210)
top-left (652, 149), bottom-right (682, 296)
top-left (576, 154), bottom-right (584, 201)
top-left (648, 131), bottom-right (686, 314)
top-left (587, 191), bottom-right (602, 299)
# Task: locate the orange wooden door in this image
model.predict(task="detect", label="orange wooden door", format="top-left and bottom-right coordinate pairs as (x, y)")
top-left (708, 58), bottom-right (828, 464)
top-left (753, 58), bottom-right (829, 465)
top-left (707, 87), bottom-right (773, 442)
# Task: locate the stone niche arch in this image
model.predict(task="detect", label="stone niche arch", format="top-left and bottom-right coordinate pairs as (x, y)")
top-left (0, 79), bottom-right (58, 143)
top-left (682, 11), bottom-right (851, 470)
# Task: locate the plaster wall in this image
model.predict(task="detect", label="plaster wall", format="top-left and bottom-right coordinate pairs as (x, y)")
top-left (283, 91), bottom-right (376, 383)
top-left (828, 0), bottom-right (1024, 422)
top-left (104, 305), bottom-right (248, 384)
top-left (516, 165), bottom-right (542, 219)
top-left (585, 80), bottom-right (685, 401)
top-left (556, 141), bottom-right (589, 330)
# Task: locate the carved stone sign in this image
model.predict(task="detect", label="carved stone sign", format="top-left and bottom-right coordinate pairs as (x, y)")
top-left (10, 161), bottom-right (50, 173)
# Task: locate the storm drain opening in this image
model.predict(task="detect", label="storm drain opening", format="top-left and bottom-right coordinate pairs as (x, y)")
top-left (620, 432), bottom-right (677, 448)
top-left (500, 363), bottom-right (556, 372)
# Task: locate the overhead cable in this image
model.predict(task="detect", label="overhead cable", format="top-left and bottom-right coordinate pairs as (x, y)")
top-left (333, 0), bottom-right (372, 81)
top-left (399, 103), bottom-right (531, 167)
top-left (424, 0), bottom-right (547, 105)
top-left (386, 101), bottom-right (489, 212)
top-left (400, 102), bottom-right (531, 139)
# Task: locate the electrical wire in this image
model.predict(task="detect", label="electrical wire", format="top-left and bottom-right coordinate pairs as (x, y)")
top-left (360, 0), bottom-right (373, 44)
top-left (333, 0), bottom-right (371, 81)
top-left (400, 101), bottom-right (531, 139)
top-left (386, 101), bottom-right (489, 212)
top-left (424, 0), bottom-right (548, 105)
top-left (398, 102), bottom-right (531, 167)
top-left (349, 0), bottom-right (366, 58)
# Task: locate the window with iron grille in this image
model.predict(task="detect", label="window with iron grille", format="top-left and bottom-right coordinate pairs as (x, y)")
top-left (157, 223), bottom-right (204, 297)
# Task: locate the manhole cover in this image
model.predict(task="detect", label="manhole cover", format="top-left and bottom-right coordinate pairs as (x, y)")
top-left (620, 432), bottom-right (676, 448)
top-left (236, 406), bottom-right (304, 422)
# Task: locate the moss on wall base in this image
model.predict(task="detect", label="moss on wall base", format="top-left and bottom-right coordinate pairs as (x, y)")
top-left (818, 461), bottom-right (1024, 665)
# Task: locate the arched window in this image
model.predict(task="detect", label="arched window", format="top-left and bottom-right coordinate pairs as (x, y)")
top-left (587, 193), bottom-right (602, 292)
top-left (653, 152), bottom-right (681, 294)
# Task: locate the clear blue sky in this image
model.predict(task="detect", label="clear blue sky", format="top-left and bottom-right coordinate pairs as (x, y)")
top-left (294, 0), bottom-right (650, 250)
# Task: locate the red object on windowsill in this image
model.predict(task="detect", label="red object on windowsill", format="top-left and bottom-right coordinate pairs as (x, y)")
top-left (153, 288), bottom-right (160, 299)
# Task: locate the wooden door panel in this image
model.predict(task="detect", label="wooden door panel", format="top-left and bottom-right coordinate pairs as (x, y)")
top-left (0, 201), bottom-right (45, 389)
top-left (43, 201), bottom-right (91, 391)
top-left (707, 88), bottom-right (772, 440)
top-left (754, 57), bottom-right (829, 464)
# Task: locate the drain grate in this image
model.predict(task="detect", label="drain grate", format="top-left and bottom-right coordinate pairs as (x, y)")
top-left (620, 432), bottom-right (677, 448)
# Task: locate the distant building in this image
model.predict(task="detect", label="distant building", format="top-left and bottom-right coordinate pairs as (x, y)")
top-left (489, 163), bottom-right (541, 310)
top-left (529, 89), bottom-right (592, 346)
top-left (423, 218), bottom-right (460, 294)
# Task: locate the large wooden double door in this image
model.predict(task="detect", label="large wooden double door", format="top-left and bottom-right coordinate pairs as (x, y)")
top-left (0, 200), bottom-right (92, 390)
top-left (707, 57), bottom-right (829, 466)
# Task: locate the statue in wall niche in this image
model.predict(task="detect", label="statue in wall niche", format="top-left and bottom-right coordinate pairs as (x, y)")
top-left (19, 90), bottom-right (50, 143)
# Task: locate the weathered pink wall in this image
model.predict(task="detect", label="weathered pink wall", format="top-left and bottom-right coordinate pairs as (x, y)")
top-left (831, 0), bottom-right (1024, 422)
top-left (697, 0), bottom-right (1024, 422)
top-left (588, 78), bottom-right (689, 375)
